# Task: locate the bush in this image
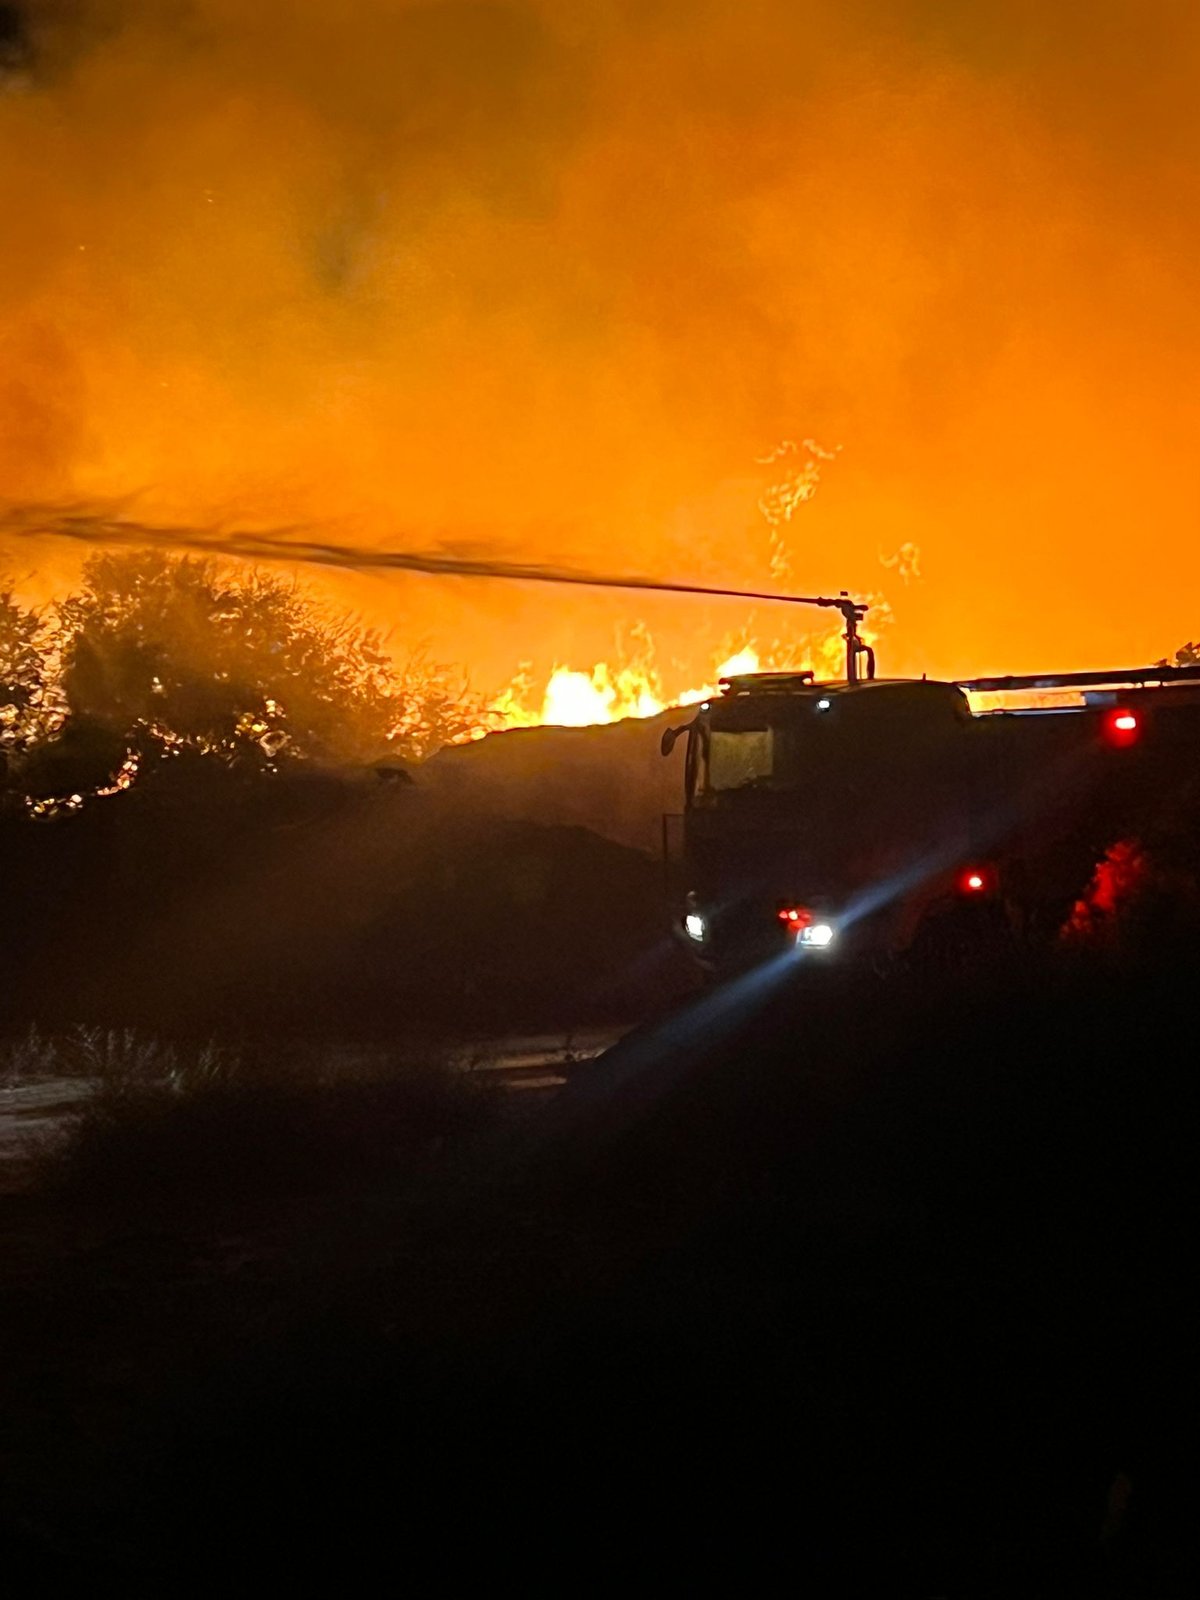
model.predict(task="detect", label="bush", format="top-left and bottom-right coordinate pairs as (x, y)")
top-left (42, 1032), bottom-right (495, 1202)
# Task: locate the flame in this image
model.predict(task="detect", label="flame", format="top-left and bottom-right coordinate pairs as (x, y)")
top-left (493, 616), bottom-right (870, 730)
top-left (452, 431), bottom-right (851, 731)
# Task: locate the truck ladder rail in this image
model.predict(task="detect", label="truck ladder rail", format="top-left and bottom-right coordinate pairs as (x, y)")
top-left (956, 663), bottom-right (1200, 694)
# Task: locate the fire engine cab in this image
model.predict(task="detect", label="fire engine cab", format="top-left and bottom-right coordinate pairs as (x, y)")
top-left (662, 618), bottom-right (1200, 973)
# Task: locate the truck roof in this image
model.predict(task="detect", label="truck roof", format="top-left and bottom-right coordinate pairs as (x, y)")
top-left (720, 673), bottom-right (964, 703)
top-left (713, 675), bottom-right (972, 724)
top-left (723, 664), bottom-right (1200, 696)
top-left (719, 664), bottom-right (1200, 717)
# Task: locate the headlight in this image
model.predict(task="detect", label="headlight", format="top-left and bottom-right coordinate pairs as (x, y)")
top-left (799, 922), bottom-right (835, 948)
top-left (684, 912), bottom-right (706, 942)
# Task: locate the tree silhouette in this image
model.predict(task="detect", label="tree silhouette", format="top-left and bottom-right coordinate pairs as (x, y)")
top-left (55, 551), bottom-right (489, 772)
top-left (0, 584), bottom-right (60, 798)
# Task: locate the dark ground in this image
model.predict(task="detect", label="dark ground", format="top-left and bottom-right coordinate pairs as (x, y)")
top-left (1, 946), bottom-right (1196, 1594)
top-left (0, 771), bottom-right (689, 1036)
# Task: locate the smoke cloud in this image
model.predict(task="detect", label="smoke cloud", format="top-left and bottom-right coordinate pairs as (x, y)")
top-left (2, 1), bottom-right (1198, 684)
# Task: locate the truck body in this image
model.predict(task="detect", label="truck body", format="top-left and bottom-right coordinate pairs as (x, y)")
top-left (663, 665), bottom-right (1200, 972)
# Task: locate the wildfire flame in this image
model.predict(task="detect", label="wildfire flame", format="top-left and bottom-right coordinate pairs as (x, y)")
top-left (493, 615), bottom-right (871, 729)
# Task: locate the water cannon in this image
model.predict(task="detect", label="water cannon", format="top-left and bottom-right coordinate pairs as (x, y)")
top-left (764, 589), bottom-right (872, 682)
top-left (827, 592), bottom-right (873, 684)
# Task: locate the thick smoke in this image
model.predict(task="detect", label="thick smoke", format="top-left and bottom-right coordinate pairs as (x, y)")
top-left (2, 1), bottom-right (1198, 682)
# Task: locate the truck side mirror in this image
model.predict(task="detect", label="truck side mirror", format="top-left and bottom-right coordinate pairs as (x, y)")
top-left (662, 718), bottom-right (697, 757)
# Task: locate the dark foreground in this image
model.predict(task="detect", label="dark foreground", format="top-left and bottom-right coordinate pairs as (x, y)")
top-left (1, 951), bottom-right (1197, 1594)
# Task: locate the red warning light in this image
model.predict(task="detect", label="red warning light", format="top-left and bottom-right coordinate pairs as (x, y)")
top-left (1103, 707), bottom-right (1141, 748)
top-left (957, 866), bottom-right (993, 895)
top-left (777, 905), bottom-right (813, 928)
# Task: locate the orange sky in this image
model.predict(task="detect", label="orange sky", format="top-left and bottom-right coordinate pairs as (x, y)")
top-left (2, 0), bottom-right (1198, 697)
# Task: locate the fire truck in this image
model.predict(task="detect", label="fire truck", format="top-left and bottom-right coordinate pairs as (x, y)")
top-left (660, 594), bottom-right (1200, 972)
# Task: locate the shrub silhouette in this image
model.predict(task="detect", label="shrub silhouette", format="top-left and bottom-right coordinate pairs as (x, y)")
top-left (0, 583), bottom-right (59, 801)
top-left (56, 549), bottom-right (487, 769)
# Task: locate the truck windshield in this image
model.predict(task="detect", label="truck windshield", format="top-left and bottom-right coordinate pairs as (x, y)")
top-left (708, 727), bottom-right (774, 790)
